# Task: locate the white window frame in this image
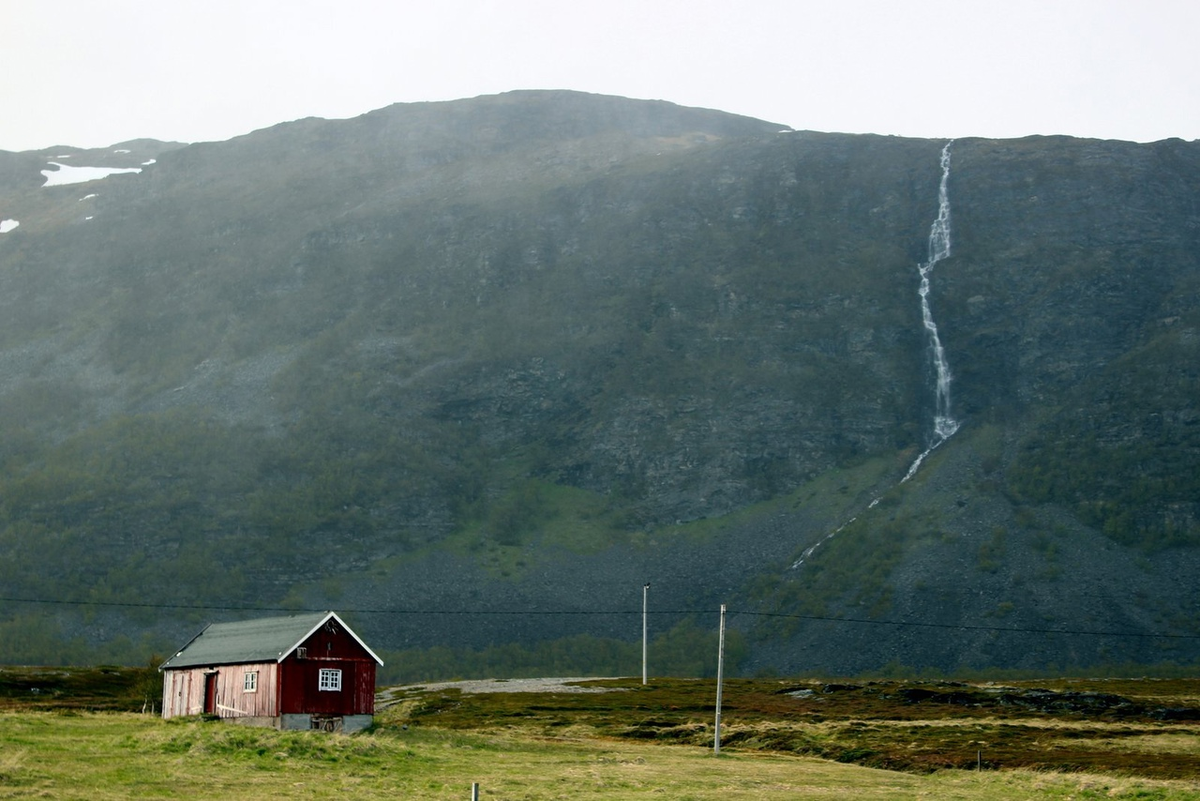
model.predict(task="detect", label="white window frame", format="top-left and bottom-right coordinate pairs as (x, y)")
top-left (243, 671), bottom-right (258, 693)
top-left (318, 668), bottom-right (342, 692)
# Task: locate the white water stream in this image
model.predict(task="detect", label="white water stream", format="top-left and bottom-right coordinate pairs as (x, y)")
top-left (791, 142), bottom-right (958, 569)
top-left (901, 140), bottom-right (959, 481)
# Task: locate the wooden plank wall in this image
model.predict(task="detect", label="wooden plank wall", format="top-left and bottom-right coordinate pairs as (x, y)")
top-left (162, 663), bottom-right (279, 719)
top-left (278, 620), bottom-right (378, 716)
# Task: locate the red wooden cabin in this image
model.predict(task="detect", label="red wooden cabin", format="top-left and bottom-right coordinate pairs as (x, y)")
top-left (160, 611), bottom-right (383, 731)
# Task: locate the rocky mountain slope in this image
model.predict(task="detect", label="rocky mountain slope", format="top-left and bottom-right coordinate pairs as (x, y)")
top-left (0, 91), bottom-right (1196, 674)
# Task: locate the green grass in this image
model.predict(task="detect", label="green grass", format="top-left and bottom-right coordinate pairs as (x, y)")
top-left (3, 710), bottom-right (1199, 800)
top-left (0, 664), bottom-right (160, 712)
top-left (387, 677), bottom-right (1200, 780)
top-left (3, 672), bottom-right (1200, 798)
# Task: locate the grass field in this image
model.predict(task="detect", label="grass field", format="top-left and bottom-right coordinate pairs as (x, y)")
top-left (2, 668), bottom-right (1200, 799)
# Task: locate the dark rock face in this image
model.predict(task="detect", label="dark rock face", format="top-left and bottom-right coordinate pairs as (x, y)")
top-left (0, 92), bottom-right (1197, 673)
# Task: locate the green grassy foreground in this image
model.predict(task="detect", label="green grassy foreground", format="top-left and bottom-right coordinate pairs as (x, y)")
top-left (2, 710), bottom-right (1198, 800)
top-left (3, 669), bottom-right (1200, 798)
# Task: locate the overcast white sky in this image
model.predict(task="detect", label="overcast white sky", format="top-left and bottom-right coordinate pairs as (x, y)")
top-left (1, 0), bottom-right (1197, 152)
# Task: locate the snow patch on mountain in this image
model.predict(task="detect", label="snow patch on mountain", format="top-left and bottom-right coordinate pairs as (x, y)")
top-left (41, 162), bottom-right (143, 187)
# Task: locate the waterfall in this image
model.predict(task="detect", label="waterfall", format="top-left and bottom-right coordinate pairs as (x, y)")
top-left (902, 141), bottom-right (959, 482)
top-left (791, 142), bottom-right (961, 570)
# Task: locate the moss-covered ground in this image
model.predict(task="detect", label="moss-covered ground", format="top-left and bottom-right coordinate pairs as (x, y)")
top-left (3, 668), bottom-right (1200, 798)
top-left (388, 676), bottom-right (1200, 780)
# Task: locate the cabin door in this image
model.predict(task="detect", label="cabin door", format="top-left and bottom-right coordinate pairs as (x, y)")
top-left (203, 673), bottom-right (218, 715)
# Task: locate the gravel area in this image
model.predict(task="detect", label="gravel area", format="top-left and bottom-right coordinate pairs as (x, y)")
top-left (377, 677), bottom-right (625, 708)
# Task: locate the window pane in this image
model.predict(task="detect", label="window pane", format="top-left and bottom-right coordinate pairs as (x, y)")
top-left (318, 669), bottom-right (342, 691)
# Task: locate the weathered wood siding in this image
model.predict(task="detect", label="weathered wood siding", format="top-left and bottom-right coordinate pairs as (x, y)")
top-left (278, 618), bottom-right (377, 716)
top-left (162, 662), bottom-right (279, 719)
top-left (162, 667), bottom-right (202, 718)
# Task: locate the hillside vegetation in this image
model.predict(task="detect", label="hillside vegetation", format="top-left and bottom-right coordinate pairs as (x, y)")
top-left (0, 91), bottom-right (1197, 674)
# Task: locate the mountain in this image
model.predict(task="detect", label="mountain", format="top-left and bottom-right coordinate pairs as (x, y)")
top-left (1, 91), bottom-right (1197, 675)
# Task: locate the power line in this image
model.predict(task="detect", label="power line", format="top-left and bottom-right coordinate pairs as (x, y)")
top-left (3, 595), bottom-right (1199, 641)
top-left (743, 610), bottom-right (1200, 640)
top-left (0, 596), bottom-right (297, 613)
top-left (0, 596), bottom-right (696, 616)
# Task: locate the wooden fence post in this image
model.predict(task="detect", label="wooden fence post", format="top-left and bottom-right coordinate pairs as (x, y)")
top-left (714, 604), bottom-right (726, 755)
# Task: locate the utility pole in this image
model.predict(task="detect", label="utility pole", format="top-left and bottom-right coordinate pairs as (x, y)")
top-left (714, 603), bottom-right (726, 755)
top-left (642, 583), bottom-right (651, 685)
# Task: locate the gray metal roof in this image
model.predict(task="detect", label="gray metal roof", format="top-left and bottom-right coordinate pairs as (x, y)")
top-left (159, 611), bottom-right (382, 670)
